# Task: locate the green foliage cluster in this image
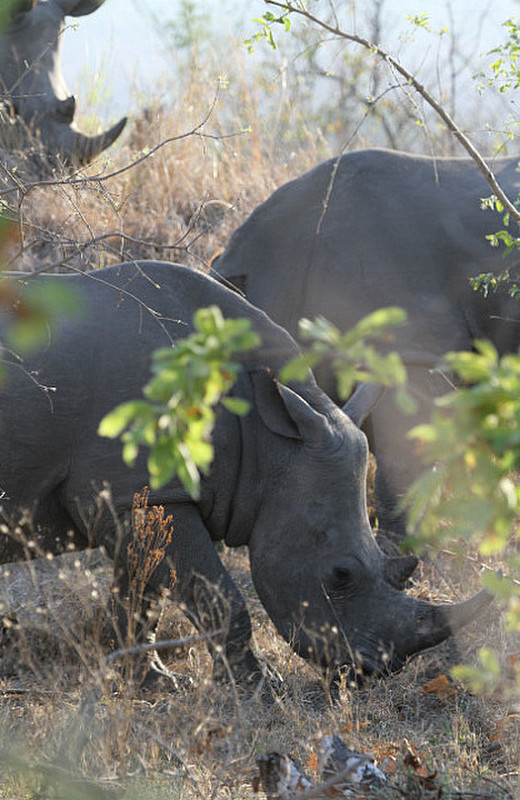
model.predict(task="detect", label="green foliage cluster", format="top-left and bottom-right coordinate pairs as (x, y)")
top-left (99, 306), bottom-right (259, 499)
top-left (405, 341), bottom-right (520, 685)
top-left (281, 307), bottom-right (413, 410)
top-left (452, 645), bottom-right (511, 696)
top-left (476, 195), bottom-right (520, 269)
top-left (486, 17), bottom-right (520, 92)
top-left (471, 267), bottom-right (520, 300)
top-left (3, 279), bottom-right (80, 353)
top-left (100, 304), bottom-right (411, 503)
top-left (406, 340), bottom-right (520, 556)
top-left (0, 216), bottom-right (80, 384)
top-left (406, 12), bottom-right (448, 37)
top-left (244, 11), bottom-right (291, 52)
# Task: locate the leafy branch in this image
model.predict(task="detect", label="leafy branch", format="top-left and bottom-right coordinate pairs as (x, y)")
top-left (245, 10), bottom-right (291, 52)
top-left (405, 341), bottom-right (520, 641)
top-left (281, 307), bottom-right (413, 411)
top-left (99, 306), bottom-right (259, 499)
top-left (485, 16), bottom-right (520, 92)
top-left (406, 341), bottom-right (520, 551)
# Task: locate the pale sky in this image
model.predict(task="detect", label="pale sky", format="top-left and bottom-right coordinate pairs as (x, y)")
top-left (62, 0), bottom-right (520, 119)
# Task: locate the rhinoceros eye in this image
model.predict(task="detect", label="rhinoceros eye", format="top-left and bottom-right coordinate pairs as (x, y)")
top-left (332, 566), bottom-right (354, 584)
top-left (326, 560), bottom-right (363, 601)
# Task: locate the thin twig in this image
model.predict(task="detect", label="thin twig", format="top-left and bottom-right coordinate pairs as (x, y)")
top-left (105, 629), bottom-right (223, 662)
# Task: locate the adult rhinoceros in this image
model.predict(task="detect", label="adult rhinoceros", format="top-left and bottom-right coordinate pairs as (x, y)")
top-left (0, 0), bottom-right (126, 166)
top-left (214, 148), bottom-right (520, 539)
top-left (0, 262), bottom-right (489, 686)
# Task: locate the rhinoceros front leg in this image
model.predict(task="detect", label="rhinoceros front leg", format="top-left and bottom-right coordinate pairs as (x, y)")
top-left (110, 503), bottom-right (263, 687)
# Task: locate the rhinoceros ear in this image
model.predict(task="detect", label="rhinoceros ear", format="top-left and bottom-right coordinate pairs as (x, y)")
top-left (252, 371), bottom-right (328, 444)
top-left (54, 0), bottom-right (105, 17)
top-left (383, 554), bottom-right (419, 590)
top-left (342, 383), bottom-right (385, 428)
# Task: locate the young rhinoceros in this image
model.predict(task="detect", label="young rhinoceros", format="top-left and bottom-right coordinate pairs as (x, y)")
top-left (0, 262), bottom-right (490, 686)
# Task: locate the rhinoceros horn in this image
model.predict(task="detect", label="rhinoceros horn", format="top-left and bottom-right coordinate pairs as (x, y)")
top-left (342, 383), bottom-right (385, 427)
top-left (42, 115), bottom-right (128, 165)
top-left (412, 587), bottom-right (493, 652)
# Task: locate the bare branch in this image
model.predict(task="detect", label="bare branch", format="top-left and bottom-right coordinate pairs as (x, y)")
top-left (105, 629), bottom-right (223, 662)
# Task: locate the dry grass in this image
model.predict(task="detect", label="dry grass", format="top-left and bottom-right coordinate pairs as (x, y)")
top-left (1, 52), bottom-right (326, 277)
top-left (0, 539), bottom-right (518, 800)
top-left (0, 31), bottom-right (519, 800)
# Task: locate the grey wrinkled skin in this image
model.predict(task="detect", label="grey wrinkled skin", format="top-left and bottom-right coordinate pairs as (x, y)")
top-left (0, 262), bottom-right (490, 686)
top-left (0, 0), bottom-right (126, 166)
top-left (213, 148), bottom-right (520, 539)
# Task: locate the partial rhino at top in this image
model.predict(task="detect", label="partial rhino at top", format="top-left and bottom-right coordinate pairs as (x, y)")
top-left (214, 148), bottom-right (520, 539)
top-left (0, 261), bottom-right (489, 689)
top-left (0, 0), bottom-right (127, 166)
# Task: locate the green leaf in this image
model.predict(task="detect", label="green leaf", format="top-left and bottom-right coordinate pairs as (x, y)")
top-left (8, 317), bottom-right (49, 353)
top-left (186, 437), bottom-right (214, 469)
top-left (98, 401), bottom-right (152, 438)
top-left (148, 440), bottom-right (178, 485)
top-left (221, 397), bottom-right (251, 416)
top-left (347, 306), bottom-right (407, 339)
top-left (482, 571), bottom-right (514, 601)
top-left (408, 422), bottom-right (439, 443)
top-left (280, 352), bottom-right (321, 383)
top-left (175, 443), bottom-right (202, 499)
top-left (336, 366), bottom-right (358, 400)
top-left (122, 440), bottom-right (139, 466)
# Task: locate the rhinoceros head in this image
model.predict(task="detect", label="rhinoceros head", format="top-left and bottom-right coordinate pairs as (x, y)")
top-left (0, 0), bottom-right (127, 166)
top-left (246, 378), bottom-right (490, 683)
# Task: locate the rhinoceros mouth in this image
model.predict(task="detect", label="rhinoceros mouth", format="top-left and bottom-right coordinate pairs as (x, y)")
top-left (335, 653), bottom-right (399, 687)
top-left (325, 583), bottom-right (494, 683)
top-left (336, 632), bottom-right (406, 682)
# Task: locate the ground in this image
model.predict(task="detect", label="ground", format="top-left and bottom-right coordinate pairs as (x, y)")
top-left (0, 537), bottom-right (517, 799)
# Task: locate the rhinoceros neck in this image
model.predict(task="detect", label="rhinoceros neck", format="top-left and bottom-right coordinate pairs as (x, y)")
top-left (209, 372), bottom-right (265, 548)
